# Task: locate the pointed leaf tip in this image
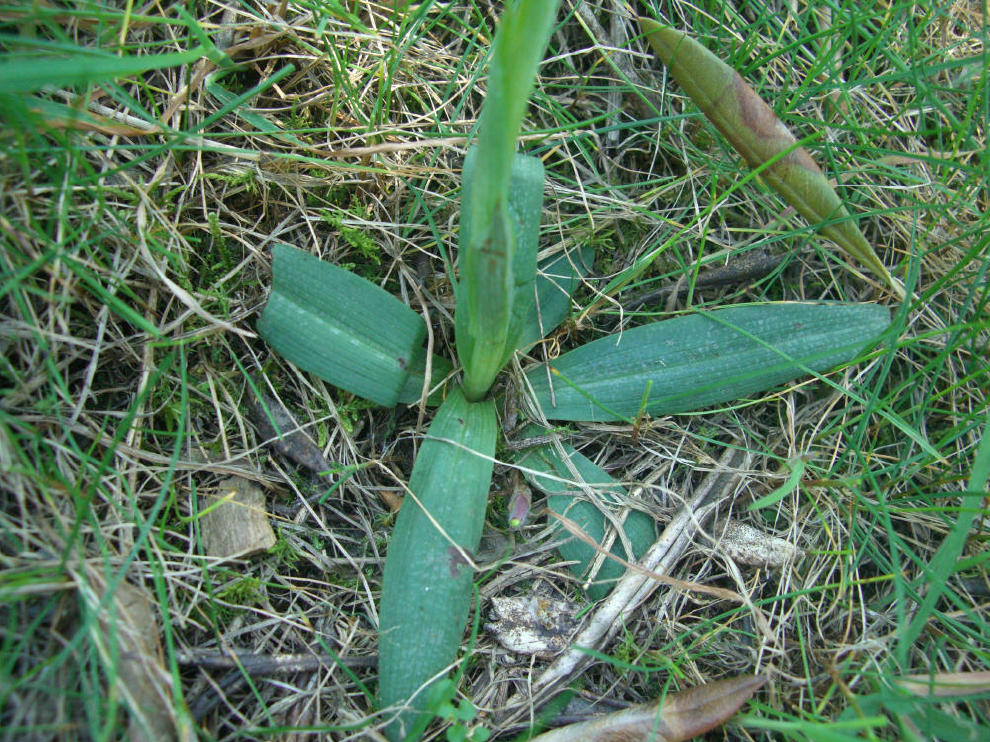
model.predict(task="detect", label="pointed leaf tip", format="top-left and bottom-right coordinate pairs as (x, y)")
top-left (527, 674), bottom-right (765, 741)
top-left (639, 18), bottom-right (903, 298)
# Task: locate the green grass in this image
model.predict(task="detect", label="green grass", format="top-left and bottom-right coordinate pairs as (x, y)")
top-left (1, 1), bottom-right (987, 740)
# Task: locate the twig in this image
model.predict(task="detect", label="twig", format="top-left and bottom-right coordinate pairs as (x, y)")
top-left (623, 249), bottom-right (786, 312)
top-left (175, 648), bottom-right (376, 674)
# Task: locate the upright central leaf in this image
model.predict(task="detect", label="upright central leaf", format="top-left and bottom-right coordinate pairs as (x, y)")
top-left (457, 197), bottom-right (516, 400)
top-left (456, 0), bottom-right (559, 400)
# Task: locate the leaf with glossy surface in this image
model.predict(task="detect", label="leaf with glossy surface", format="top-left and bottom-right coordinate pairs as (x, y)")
top-left (526, 303), bottom-right (890, 422)
top-left (377, 388), bottom-right (497, 740)
top-left (257, 244), bottom-right (425, 407)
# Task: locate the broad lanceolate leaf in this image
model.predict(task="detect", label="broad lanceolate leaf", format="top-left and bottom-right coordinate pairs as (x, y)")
top-left (529, 675), bottom-right (766, 741)
top-left (377, 388), bottom-right (496, 741)
top-left (457, 151), bottom-right (545, 401)
top-left (640, 18), bottom-right (904, 299)
top-left (257, 244), bottom-right (425, 407)
top-left (526, 303), bottom-right (890, 422)
top-left (516, 438), bottom-right (656, 601)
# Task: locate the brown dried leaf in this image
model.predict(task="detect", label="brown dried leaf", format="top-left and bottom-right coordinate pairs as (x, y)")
top-left (80, 571), bottom-right (189, 742)
top-left (199, 476), bottom-right (276, 558)
top-left (247, 389), bottom-right (331, 477)
top-left (529, 674), bottom-right (766, 741)
top-left (893, 670), bottom-right (990, 697)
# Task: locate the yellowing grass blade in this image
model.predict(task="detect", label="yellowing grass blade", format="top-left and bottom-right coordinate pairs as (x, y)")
top-left (377, 388), bottom-right (496, 740)
top-left (640, 18), bottom-right (904, 299)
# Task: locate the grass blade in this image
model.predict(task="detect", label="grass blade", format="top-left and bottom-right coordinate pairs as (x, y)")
top-left (898, 413), bottom-right (990, 659)
top-left (204, 68), bottom-right (305, 146)
top-left (0, 47), bottom-right (211, 94)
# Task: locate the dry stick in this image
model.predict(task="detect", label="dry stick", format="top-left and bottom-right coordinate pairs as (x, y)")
top-left (505, 445), bottom-right (756, 720)
top-left (621, 248), bottom-right (787, 312)
top-left (175, 649), bottom-right (376, 674)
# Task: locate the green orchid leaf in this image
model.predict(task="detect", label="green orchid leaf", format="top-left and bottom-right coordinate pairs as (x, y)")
top-left (377, 388), bottom-right (497, 741)
top-left (257, 244), bottom-right (425, 407)
top-left (640, 18), bottom-right (904, 299)
top-left (456, 191), bottom-right (515, 401)
top-left (503, 153), bottom-right (546, 357)
top-left (525, 302), bottom-right (891, 422)
top-left (204, 67), bottom-right (304, 147)
top-left (516, 436), bottom-right (656, 601)
top-left (517, 245), bottom-right (594, 351)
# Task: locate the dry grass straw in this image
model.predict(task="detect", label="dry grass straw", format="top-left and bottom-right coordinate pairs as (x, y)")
top-left (1, 0), bottom-right (987, 740)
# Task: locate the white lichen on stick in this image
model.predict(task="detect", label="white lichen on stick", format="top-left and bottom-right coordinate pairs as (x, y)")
top-left (486, 593), bottom-right (579, 657)
top-left (711, 518), bottom-right (804, 568)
